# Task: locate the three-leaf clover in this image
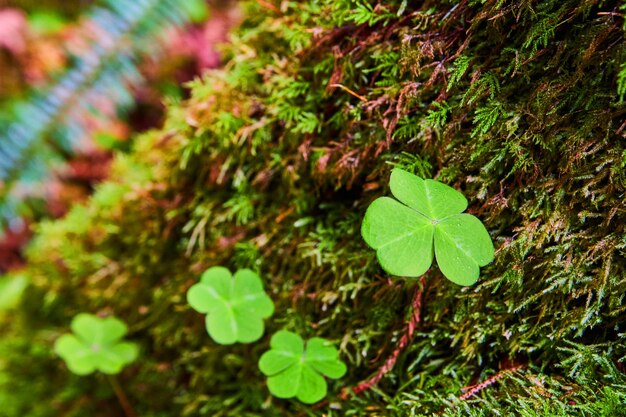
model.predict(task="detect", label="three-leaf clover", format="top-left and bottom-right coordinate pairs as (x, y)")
top-left (258, 331), bottom-right (347, 404)
top-left (361, 168), bottom-right (494, 286)
top-left (186, 266), bottom-right (274, 345)
top-left (54, 313), bottom-right (138, 375)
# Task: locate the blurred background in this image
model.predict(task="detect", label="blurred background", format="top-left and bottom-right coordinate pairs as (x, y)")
top-left (0, 0), bottom-right (236, 278)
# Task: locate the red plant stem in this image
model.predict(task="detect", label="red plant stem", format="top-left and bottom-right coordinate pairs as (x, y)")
top-left (459, 365), bottom-right (524, 400)
top-left (107, 375), bottom-right (137, 417)
top-left (329, 83), bottom-right (368, 102)
top-left (347, 276), bottom-right (426, 397)
top-left (256, 0), bottom-right (280, 13)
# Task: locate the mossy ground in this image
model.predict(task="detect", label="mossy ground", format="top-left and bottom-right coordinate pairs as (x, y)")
top-left (1, 1), bottom-right (626, 416)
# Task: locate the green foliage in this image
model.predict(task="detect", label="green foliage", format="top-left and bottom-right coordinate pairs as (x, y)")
top-left (447, 55), bottom-right (471, 91)
top-left (425, 101), bottom-right (452, 128)
top-left (618, 63), bottom-right (626, 102)
top-left (187, 267), bottom-right (274, 345)
top-left (362, 169), bottom-right (494, 285)
top-left (54, 314), bottom-right (138, 375)
top-left (0, 274), bottom-right (28, 312)
top-left (179, 0), bottom-right (209, 23)
top-left (471, 101), bottom-right (503, 138)
top-left (258, 331), bottom-right (346, 404)
top-left (462, 72), bottom-right (500, 105)
top-left (28, 11), bottom-right (67, 35)
top-left (348, 1), bottom-right (395, 26)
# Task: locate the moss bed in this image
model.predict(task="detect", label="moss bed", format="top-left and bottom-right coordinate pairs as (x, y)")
top-left (2, 1), bottom-right (626, 416)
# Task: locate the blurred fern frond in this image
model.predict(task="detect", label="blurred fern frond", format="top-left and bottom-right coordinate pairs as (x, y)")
top-left (0, 0), bottom-right (202, 224)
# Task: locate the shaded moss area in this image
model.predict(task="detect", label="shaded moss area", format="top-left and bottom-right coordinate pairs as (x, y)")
top-left (2, 0), bottom-right (626, 415)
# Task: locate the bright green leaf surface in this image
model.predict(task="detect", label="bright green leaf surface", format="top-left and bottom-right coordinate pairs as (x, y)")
top-left (435, 214), bottom-right (495, 285)
top-left (186, 267), bottom-right (274, 344)
top-left (259, 331), bottom-right (346, 404)
top-left (71, 313), bottom-right (127, 345)
top-left (362, 168), bottom-right (494, 285)
top-left (54, 314), bottom-right (138, 375)
top-left (0, 274), bottom-right (28, 311)
top-left (306, 338), bottom-right (348, 378)
top-left (28, 11), bottom-right (67, 35)
top-left (361, 197), bottom-right (434, 277)
top-left (389, 168), bottom-right (468, 218)
top-left (180, 0), bottom-right (209, 23)
top-left (296, 365), bottom-right (327, 404)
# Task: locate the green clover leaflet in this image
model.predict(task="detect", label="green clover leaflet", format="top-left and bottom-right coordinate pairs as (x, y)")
top-left (54, 313), bottom-right (138, 375)
top-left (186, 266), bottom-right (274, 345)
top-left (361, 168), bottom-right (495, 285)
top-left (259, 331), bottom-right (347, 404)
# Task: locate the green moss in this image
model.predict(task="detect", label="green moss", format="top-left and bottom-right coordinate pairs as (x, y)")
top-left (3, 0), bottom-right (626, 415)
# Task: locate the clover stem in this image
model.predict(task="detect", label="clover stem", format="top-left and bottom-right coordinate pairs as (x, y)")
top-left (107, 375), bottom-right (137, 417)
top-left (344, 275), bottom-right (426, 398)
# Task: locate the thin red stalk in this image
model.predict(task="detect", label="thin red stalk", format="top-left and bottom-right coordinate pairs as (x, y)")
top-left (459, 365), bottom-right (524, 400)
top-left (107, 375), bottom-right (137, 417)
top-left (329, 83), bottom-right (368, 102)
top-left (256, 0), bottom-right (280, 13)
top-left (345, 276), bottom-right (426, 397)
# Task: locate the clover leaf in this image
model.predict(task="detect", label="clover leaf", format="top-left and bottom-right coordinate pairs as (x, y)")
top-left (186, 266), bottom-right (274, 345)
top-left (361, 168), bottom-right (494, 286)
top-left (54, 313), bottom-right (138, 375)
top-left (259, 331), bottom-right (347, 404)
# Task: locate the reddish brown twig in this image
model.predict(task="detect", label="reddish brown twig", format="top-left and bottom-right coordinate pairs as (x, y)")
top-left (329, 83), bottom-right (368, 102)
top-left (343, 276), bottom-right (426, 398)
top-left (256, 0), bottom-right (280, 14)
top-left (459, 365), bottom-right (524, 400)
top-left (107, 375), bottom-right (137, 417)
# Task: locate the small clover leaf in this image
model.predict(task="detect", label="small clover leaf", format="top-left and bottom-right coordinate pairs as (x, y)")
top-left (186, 266), bottom-right (274, 345)
top-left (259, 331), bottom-right (347, 404)
top-left (362, 168), bottom-right (495, 285)
top-left (54, 313), bottom-right (138, 375)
